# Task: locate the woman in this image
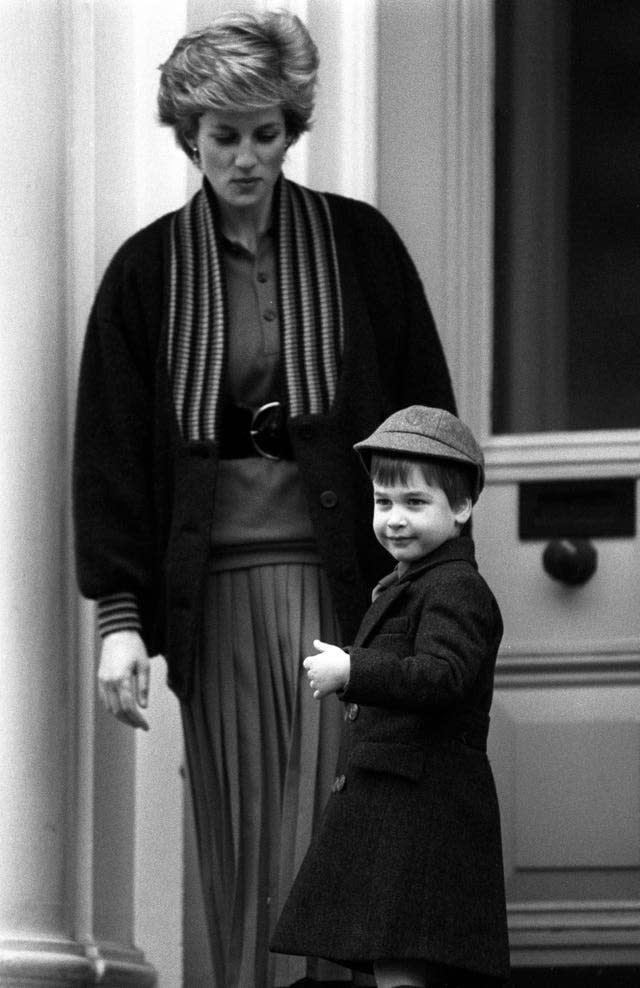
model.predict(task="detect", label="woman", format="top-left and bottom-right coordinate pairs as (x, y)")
top-left (73, 10), bottom-right (457, 988)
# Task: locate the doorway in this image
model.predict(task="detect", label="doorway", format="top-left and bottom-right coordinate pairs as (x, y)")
top-left (479, 0), bottom-right (640, 974)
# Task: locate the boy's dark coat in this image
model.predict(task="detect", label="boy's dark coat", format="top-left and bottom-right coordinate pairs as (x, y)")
top-left (271, 537), bottom-right (510, 981)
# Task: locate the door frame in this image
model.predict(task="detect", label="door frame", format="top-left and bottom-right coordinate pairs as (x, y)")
top-left (440, 0), bottom-right (640, 968)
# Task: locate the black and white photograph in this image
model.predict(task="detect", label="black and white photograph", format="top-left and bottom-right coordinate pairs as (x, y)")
top-left (1, 1), bottom-right (639, 986)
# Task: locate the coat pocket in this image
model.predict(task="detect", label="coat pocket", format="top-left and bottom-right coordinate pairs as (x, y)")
top-left (348, 741), bottom-right (424, 781)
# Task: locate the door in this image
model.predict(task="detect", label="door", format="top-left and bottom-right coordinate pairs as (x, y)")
top-left (474, 0), bottom-right (640, 969)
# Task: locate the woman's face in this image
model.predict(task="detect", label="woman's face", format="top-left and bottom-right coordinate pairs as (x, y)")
top-left (194, 107), bottom-right (288, 218)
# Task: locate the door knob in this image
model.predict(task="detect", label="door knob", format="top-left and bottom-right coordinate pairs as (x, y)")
top-left (542, 538), bottom-right (597, 586)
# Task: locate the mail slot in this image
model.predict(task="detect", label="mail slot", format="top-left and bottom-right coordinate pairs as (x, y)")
top-left (519, 478), bottom-right (636, 540)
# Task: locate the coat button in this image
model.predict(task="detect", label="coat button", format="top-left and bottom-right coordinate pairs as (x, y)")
top-left (331, 774), bottom-right (346, 793)
top-left (320, 490), bottom-right (338, 509)
top-left (344, 703), bottom-right (359, 722)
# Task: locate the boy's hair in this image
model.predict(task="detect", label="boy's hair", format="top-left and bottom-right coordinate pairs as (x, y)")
top-left (371, 453), bottom-right (474, 509)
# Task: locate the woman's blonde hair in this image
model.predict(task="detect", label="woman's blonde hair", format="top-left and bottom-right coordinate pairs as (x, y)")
top-left (157, 9), bottom-right (319, 157)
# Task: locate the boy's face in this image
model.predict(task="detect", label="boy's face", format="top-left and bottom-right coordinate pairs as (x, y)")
top-left (373, 464), bottom-right (471, 573)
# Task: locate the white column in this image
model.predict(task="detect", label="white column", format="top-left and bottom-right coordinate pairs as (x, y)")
top-left (265, 0), bottom-right (379, 201)
top-left (0, 0), bottom-right (186, 984)
top-left (378, 0), bottom-right (493, 432)
top-left (0, 0), bottom-right (94, 981)
top-left (304, 0), bottom-right (378, 203)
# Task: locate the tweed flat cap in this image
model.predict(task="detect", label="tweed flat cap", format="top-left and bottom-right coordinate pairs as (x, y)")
top-left (354, 405), bottom-right (485, 501)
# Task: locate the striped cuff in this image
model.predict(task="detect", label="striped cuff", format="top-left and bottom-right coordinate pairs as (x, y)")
top-left (97, 592), bottom-right (143, 638)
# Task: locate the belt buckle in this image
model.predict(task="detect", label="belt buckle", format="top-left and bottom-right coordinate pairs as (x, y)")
top-left (249, 401), bottom-right (288, 460)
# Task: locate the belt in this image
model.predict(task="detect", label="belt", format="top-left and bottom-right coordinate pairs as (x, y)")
top-left (219, 402), bottom-right (294, 460)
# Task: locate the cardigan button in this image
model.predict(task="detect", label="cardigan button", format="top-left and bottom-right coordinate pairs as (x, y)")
top-left (320, 490), bottom-right (338, 509)
top-left (331, 774), bottom-right (346, 793)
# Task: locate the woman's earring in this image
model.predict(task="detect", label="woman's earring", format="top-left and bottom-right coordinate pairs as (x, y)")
top-left (191, 146), bottom-right (200, 167)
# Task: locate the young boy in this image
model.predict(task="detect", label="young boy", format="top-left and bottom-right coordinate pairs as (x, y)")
top-left (271, 406), bottom-right (510, 988)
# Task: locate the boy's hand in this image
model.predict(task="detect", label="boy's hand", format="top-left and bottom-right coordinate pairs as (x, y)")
top-left (303, 639), bottom-right (350, 699)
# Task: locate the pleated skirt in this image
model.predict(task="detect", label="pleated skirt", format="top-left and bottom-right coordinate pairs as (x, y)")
top-left (180, 560), bottom-right (353, 988)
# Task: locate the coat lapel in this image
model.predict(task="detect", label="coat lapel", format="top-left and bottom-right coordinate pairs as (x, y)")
top-left (353, 537), bottom-right (478, 647)
top-left (353, 580), bottom-right (408, 646)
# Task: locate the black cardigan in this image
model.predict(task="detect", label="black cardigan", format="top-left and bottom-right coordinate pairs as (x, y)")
top-left (73, 190), bottom-right (456, 698)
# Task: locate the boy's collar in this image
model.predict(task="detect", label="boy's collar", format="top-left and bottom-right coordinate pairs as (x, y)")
top-left (396, 535), bottom-right (477, 582)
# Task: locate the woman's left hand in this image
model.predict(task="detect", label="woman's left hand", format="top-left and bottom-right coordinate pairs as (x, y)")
top-left (303, 640), bottom-right (350, 699)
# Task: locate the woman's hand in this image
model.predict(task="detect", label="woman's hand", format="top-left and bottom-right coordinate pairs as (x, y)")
top-left (303, 639), bottom-right (350, 700)
top-left (98, 630), bottom-right (151, 731)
